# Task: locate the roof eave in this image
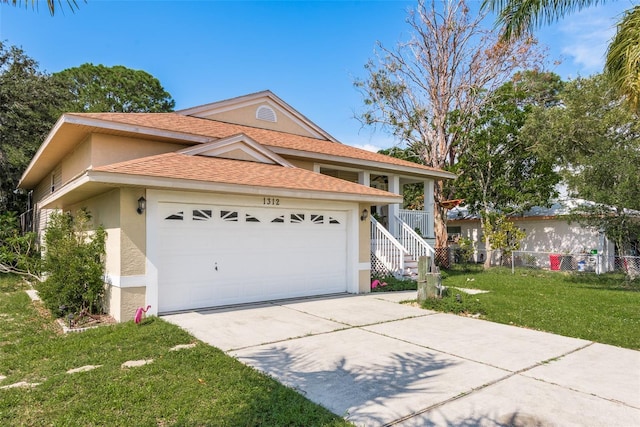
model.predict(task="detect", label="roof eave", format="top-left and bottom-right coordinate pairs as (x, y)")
top-left (85, 171), bottom-right (402, 205)
top-left (270, 147), bottom-right (457, 180)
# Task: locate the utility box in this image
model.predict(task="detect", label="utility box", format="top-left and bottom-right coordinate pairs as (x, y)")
top-left (417, 256), bottom-right (441, 303)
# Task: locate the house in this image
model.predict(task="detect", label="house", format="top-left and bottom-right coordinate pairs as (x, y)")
top-left (446, 199), bottom-right (618, 269)
top-left (19, 91), bottom-right (454, 321)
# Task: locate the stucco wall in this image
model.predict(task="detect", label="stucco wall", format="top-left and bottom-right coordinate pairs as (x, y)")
top-left (67, 189), bottom-right (122, 276)
top-left (119, 188), bottom-right (146, 276)
top-left (286, 158), bottom-right (315, 171)
top-left (60, 137), bottom-right (91, 184)
top-left (90, 134), bottom-right (185, 168)
top-left (104, 286), bottom-right (146, 322)
top-left (358, 202), bottom-right (371, 293)
top-left (199, 103), bottom-right (317, 138)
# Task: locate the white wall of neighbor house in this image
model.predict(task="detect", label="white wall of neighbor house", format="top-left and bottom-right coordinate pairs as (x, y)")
top-left (450, 218), bottom-right (613, 255)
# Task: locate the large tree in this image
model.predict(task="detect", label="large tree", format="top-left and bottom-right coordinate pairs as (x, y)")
top-left (53, 63), bottom-right (175, 113)
top-left (452, 70), bottom-right (563, 267)
top-left (522, 73), bottom-right (640, 255)
top-left (356, 0), bottom-right (543, 247)
top-left (0, 42), bottom-right (69, 213)
top-left (483, 0), bottom-right (640, 112)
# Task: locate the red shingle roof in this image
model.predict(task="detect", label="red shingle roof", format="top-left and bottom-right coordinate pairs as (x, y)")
top-left (71, 112), bottom-right (447, 175)
top-left (93, 152), bottom-right (400, 199)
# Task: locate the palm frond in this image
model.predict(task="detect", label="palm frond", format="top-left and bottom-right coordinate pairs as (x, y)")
top-left (482, 0), bottom-right (603, 40)
top-left (3, 0), bottom-right (82, 15)
top-left (606, 6), bottom-right (640, 112)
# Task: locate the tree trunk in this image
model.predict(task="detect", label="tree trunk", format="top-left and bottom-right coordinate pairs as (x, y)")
top-left (481, 215), bottom-right (493, 270)
top-left (433, 180), bottom-right (448, 249)
top-left (483, 233), bottom-right (493, 269)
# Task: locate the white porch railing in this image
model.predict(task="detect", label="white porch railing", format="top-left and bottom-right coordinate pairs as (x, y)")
top-left (396, 216), bottom-right (435, 261)
top-left (398, 209), bottom-right (433, 238)
top-left (371, 217), bottom-right (407, 277)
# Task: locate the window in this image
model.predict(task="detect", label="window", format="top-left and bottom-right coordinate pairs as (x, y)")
top-left (165, 211), bottom-right (184, 220)
top-left (290, 213), bottom-right (305, 223)
top-left (245, 213), bottom-right (260, 223)
top-left (221, 211), bottom-right (238, 222)
top-left (193, 210), bottom-right (212, 221)
top-left (447, 226), bottom-right (462, 242)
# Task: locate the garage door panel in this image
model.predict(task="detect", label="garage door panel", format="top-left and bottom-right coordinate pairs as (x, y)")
top-left (157, 203), bottom-right (350, 312)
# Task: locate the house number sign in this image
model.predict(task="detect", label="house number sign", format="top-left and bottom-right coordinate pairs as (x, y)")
top-left (263, 197), bottom-right (280, 206)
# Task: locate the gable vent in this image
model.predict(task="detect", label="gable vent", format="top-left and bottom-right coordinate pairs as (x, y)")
top-left (256, 105), bottom-right (277, 122)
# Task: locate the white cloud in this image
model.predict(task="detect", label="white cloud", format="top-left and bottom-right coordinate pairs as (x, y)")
top-left (556, 4), bottom-right (625, 74)
top-left (350, 143), bottom-right (386, 153)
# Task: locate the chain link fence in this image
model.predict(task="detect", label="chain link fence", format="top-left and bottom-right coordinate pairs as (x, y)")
top-left (435, 247), bottom-right (509, 268)
top-left (437, 247), bottom-right (640, 278)
top-left (511, 251), bottom-right (640, 278)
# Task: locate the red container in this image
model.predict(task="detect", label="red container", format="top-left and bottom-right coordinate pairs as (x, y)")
top-left (549, 254), bottom-right (561, 271)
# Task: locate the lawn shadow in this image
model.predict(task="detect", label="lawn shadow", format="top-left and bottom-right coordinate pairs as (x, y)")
top-left (236, 345), bottom-right (459, 425)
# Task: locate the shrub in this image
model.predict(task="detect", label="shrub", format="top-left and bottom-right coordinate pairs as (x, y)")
top-left (0, 211), bottom-right (41, 279)
top-left (37, 209), bottom-right (106, 316)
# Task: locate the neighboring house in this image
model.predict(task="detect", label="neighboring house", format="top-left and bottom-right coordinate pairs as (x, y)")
top-left (447, 199), bottom-right (618, 265)
top-left (19, 91), bottom-right (454, 321)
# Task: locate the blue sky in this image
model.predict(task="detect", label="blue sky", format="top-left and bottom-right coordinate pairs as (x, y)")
top-left (0, 0), bottom-right (634, 151)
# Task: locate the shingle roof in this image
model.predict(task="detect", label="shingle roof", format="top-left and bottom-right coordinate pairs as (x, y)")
top-left (93, 152), bottom-right (401, 199)
top-left (70, 112), bottom-right (448, 175)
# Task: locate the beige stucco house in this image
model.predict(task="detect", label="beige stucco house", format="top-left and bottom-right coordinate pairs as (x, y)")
top-left (19, 91), bottom-right (454, 321)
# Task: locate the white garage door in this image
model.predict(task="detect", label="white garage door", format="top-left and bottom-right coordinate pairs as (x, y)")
top-left (156, 202), bottom-right (349, 312)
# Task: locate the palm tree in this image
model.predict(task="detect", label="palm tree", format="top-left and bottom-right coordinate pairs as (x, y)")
top-left (2, 0), bottom-right (82, 15)
top-left (483, 0), bottom-right (640, 112)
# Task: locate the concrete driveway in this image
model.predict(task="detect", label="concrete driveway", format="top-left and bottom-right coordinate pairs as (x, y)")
top-left (163, 292), bottom-right (640, 426)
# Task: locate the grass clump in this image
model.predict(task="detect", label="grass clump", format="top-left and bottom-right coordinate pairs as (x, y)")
top-left (421, 287), bottom-right (485, 316)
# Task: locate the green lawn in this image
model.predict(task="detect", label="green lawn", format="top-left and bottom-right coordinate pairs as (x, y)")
top-left (0, 275), bottom-right (350, 426)
top-left (422, 266), bottom-right (640, 350)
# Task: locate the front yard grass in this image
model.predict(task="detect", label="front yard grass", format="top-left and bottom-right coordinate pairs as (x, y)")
top-left (424, 266), bottom-right (640, 350)
top-left (0, 275), bottom-right (350, 426)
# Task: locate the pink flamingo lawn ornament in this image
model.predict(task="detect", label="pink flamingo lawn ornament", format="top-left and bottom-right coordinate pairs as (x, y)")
top-left (134, 305), bottom-right (151, 324)
top-left (371, 279), bottom-right (388, 289)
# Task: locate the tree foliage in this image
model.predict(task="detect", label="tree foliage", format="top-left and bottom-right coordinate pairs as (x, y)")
top-left (356, 0), bottom-right (544, 247)
top-left (0, 41), bottom-right (69, 212)
top-left (484, 213), bottom-right (526, 260)
top-left (0, 211), bottom-right (41, 280)
top-left (483, 0), bottom-right (640, 112)
top-left (605, 6), bottom-right (640, 112)
top-left (452, 70), bottom-right (562, 267)
top-left (521, 73), bottom-right (640, 254)
top-left (53, 63), bottom-right (176, 113)
top-left (38, 209), bottom-right (106, 316)
top-left (0, 43), bottom-right (176, 214)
